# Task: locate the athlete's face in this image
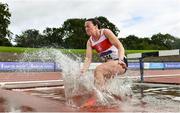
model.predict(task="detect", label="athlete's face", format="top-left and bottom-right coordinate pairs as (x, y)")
top-left (85, 21), bottom-right (97, 36)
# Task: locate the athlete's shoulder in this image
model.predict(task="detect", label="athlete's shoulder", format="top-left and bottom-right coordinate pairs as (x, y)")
top-left (103, 28), bottom-right (111, 32)
top-left (103, 28), bottom-right (114, 37)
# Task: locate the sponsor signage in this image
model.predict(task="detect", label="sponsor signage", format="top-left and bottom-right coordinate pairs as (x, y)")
top-left (144, 63), bottom-right (164, 69)
top-left (0, 62), bottom-right (180, 71)
top-left (128, 62), bottom-right (140, 69)
top-left (0, 62), bottom-right (56, 71)
top-left (164, 62), bottom-right (180, 69)
top-left (128, 62), bottom-right (180, 69)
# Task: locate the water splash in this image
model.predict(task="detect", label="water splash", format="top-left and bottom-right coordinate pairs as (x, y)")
top-left (105, 77), bottom-right (133, 99)
top-left (19, 48), bottom-right (81, 73)
top-left (19, 48), bottom-right (134, 108)
top-left (20, 48), bottom-right (86, 104)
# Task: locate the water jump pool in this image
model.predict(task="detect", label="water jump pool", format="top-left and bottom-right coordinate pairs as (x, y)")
top-left (0, 81), bottom-right (179, 112)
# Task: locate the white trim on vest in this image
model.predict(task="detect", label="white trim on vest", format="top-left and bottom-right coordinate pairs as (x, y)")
top-left (90, 29), bottom-right (107, 46)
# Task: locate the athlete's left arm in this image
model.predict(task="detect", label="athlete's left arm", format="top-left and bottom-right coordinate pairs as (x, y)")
top-left (103, 29), bottom-right (125, 61)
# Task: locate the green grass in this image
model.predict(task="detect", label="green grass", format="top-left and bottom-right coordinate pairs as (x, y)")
top-left (0, 46), bottom-right (158, 54)
top-left (1, 46), bottom-right (178, 62)
top-left (0, 46), bottom-right (36, 53)
top-left (126, 50), bottom-right (158, 54)
top-left (0, 46), bottom-right (85, 54)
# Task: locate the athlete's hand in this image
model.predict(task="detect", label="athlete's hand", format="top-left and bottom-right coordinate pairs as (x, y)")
top-left (118, 60), bottom-right (126, 69)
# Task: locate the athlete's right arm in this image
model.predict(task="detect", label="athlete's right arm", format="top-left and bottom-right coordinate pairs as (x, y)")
top-left (80, 39), bottom-right (93, 75)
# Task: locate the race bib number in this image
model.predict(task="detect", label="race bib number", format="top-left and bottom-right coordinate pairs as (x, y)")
top-left (100, 50), bottom-right (113, 61)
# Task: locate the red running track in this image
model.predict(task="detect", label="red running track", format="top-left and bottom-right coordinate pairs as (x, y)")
top-left (0, 70), bottom-right (179, 84)
top-left (144, 70), bottom-right (180, 84)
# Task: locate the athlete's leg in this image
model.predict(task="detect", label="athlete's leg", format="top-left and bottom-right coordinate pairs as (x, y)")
top-left (94, 60), bottom-right (126, 89)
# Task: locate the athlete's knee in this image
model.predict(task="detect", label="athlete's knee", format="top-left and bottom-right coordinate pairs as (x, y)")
top-left (119, 68), bottom-right (127, 74)
top-left (94, 65), bottom-right (104, 74)
top-left (94, 66), bottom-right (104, 78)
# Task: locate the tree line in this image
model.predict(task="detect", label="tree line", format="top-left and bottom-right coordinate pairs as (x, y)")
top-left (1, 2), bottom-right (180, 50)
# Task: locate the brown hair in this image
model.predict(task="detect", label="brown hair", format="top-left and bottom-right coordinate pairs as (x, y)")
top-left (86, 18), bottom-right (101, 29)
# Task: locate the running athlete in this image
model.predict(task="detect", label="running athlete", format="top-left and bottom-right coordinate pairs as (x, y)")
top-left (81, 18), bottom-right (128, 90)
